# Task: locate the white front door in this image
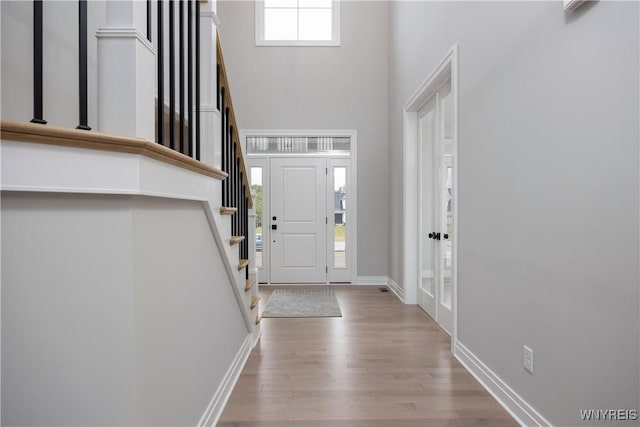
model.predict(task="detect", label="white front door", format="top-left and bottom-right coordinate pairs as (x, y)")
top-left (270, 157), bottom-right (327, 283)
top-left (418, 81), bottom-right (454, 335)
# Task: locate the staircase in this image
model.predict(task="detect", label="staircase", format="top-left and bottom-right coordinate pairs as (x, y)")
top-left (217, 35), bottom-right (262, 330)
top-left (218, 192), bottom-right (262, 331)
top-left (0, 1), bottom-right (260, 426)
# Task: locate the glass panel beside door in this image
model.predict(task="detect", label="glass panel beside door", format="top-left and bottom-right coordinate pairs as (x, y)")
top-left (250, 166), bottom-right (264, 269)
top-left (328, 158), bottom-right (351, 283)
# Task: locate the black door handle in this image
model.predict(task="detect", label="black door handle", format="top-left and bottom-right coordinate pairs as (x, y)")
top-left (428, 232), bottom-right (434, 239)
top-left (444, 233), bottom-right (449, 240)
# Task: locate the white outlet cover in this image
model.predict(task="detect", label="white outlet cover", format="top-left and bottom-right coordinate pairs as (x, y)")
top-left (524, 345), bottom-right (534, 374)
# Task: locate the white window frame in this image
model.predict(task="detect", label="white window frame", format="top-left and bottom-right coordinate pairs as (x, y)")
top-left (255, 0), bottom-right (341, 47)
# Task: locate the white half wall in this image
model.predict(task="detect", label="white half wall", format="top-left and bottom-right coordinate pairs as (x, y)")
top-left (1, 192), bottom-right (250, 426)
top-left (1, 193), bottom-right (137, 426)
top-left (131, 196), bottom-right (247, 425)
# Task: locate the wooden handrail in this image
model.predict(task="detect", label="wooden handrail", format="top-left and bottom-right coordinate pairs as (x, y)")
top-left (216, 36), bottom-right (253, 208)
top-left (0, 120), bottom-right (228, 180)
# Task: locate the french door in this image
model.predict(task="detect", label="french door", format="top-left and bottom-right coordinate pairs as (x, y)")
top-left (417, 81), bottom-right (454, 334)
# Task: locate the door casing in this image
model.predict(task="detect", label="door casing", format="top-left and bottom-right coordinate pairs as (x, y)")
top-left (402, 46), bottom-right (458, 350)
top-left (242, 130), bottom-right (357, 285)
top-left (417, 82), bottom-right (454, 335)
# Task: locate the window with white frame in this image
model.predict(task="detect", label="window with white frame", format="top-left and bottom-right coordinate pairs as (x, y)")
top-left (255, 0), bottom-right (340, 46)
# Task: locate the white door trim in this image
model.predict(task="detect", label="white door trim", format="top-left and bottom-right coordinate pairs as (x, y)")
top-left (402, 46), bottom-right (458, 348)
top-left (240, 130), bottom-right (358, 285)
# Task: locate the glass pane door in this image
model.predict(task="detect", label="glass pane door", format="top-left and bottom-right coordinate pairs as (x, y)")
top-left (417, 94), bottom-right (438, 318)
top-left (442, 157), bottom-right (453, 308)
top-left (250, 166), bottom-right (264, 269)
top-left (328, 158), bottom-right (351, 283)
top-left (333, 167), bottom-right (347, 269)
top-left (436, 82), bottom-right (453, 334)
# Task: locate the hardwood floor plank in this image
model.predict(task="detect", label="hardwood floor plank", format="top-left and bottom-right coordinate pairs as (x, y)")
top-left (219, 286), bottom-right (517, 426)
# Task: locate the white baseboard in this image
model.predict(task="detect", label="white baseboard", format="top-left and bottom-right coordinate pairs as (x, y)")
top-left (386, 277), bottom-right (405, 303)
top-left (454, 341), bottom-right (552, 427)
top-left (355, 276), bottom-right (388, 286)
top-left (198, 333), bottom-right (256, 427)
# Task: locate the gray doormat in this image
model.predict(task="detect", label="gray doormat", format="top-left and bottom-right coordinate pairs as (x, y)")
top-left (263, 289), bottom-right (342, 318)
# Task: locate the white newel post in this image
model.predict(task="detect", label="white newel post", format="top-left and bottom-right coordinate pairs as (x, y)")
top-left (199, 2), bottom-right (221, 169)
top-left (96, 1), bottom-right (155, 141)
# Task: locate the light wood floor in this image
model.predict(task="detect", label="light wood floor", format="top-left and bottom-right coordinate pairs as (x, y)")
top-left (218, 286), bottom-right (517, 427)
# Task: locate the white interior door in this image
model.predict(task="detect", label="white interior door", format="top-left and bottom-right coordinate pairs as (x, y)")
top-left (437, 83), bottom-right (454, 334)
top-left (418, 95), bottom-right (438, 319)
top-left (417, 81), bottom-right (454, 335)
top-left (270, 157), bottom-right (327, 283)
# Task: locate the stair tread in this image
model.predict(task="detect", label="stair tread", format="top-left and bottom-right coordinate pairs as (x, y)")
top-left (220, 207), bottom-right (237, 215)
top-left (250, 296), bottom-right (261, 310)
top-left (237, 259), bottom-right (250, 271)
top-left (245, 279), bottom-right (256, 292)
top-left (229, 236), bottom-right (245, 246)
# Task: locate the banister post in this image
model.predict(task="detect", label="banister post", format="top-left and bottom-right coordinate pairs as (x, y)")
top-left (96, 0), bottom-right (155, 141)
top-left (198, 1), bottom-right (221, 169)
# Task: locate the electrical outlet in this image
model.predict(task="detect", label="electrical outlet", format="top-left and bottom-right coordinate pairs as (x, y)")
top-left (523, 345), bottom-right (534, 374)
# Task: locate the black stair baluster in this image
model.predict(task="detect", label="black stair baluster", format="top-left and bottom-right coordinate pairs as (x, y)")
top-left (195, 0), bottom-right (200, 160)
top-left (187, 0), bottom-right (193, 156)
top-left (179, 0), bottom-right (185, 154)
top-left (169, 0), bottom-right (175, 150)
top-left (157, 0), bottom-right (164, 145)
top-left (31, 0), bottom-right (47, 124)
top-left (76, 0), bottom-right (91, 130)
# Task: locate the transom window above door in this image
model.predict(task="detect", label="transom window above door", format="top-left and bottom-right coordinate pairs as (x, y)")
top-left (246, 136), bottom-right (350, 154)
top-left (255, 0), bottom-right (341, 46)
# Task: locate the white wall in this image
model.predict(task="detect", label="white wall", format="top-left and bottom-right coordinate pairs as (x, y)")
top-left (216, 0), bottom-right (389, 276)
top-left (132, 196), bottom-right (247, 425)
top-left (2, 192), bottom-right (249, 426)
top-left (2, 193), bottom-right (137, 426)
top-left (388, 2), bottom-right (639, 425)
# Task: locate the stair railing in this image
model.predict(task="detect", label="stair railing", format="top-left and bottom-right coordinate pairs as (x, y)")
top-left (217, 36), bottom-right (253, 277)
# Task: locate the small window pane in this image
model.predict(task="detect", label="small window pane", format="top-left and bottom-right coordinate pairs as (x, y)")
top-left (298, 9), bottom-right (332, 41)
top-left (264, 0), bottom-right (297, 7)
top-left (247, 136), bottom-right (350, 154)
top-left (265, 9), bottom-right (297, 40)
top-left (250, 167), bottom-right (263, 268)
top-left (333, 167), bottom-right (346, 268)
top-left (299, 0), bottom-right (332, 8)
